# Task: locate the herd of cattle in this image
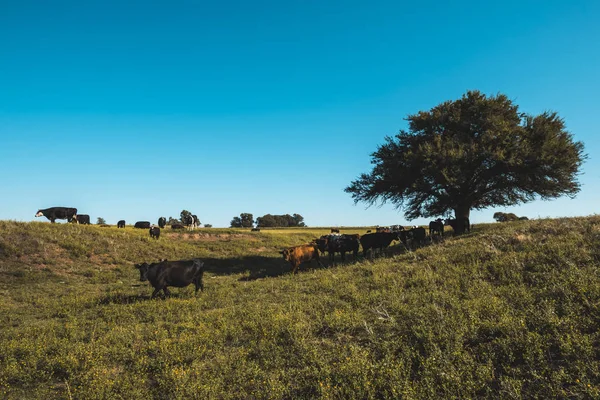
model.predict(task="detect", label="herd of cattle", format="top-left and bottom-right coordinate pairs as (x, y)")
top-left (34, 206), bottom-right (471, 298)
top-left (281, 218), bottom-right (471, 274)
top-left (35, 207), bottom-right (200, 240)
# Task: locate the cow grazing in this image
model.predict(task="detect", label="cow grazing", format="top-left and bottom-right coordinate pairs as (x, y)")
top-left (360, 232), bottom-right (399, 258)
top-left (134, 221), bottom-right (151, 229)
top-left (313, 236), bottom-right (329, 256)
top-left (117, 220), bottom-right (126, 228)
top-left (158, 217), bottom-right (167, 228)
top-left (330, 228), bottom-right (340, 233)
top-left (149, 226), bottom-right (160, 239)
top-left (280, 244), bottom-right (324, 274)
top-left (445, 217), bottom-right (471, 234)
top-left (35, 207), bottom-right (77, 223)
top-left (74, 214), bottom-right (91, 225)
top-left (326, 234), bottom-right (360, 264)
top-left (405, 227), bottom-right (427, 249)
top-left (429, 218), bottom-right (444, 237)
top-left (171, 224), bottom-right (185, 230)
top-left (134, 259), bottom-right (205, 299)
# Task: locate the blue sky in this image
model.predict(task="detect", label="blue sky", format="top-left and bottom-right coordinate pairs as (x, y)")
top-left (1, 0), bottom-right (598, 227)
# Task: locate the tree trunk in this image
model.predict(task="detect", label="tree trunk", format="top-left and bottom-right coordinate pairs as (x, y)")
top-left (453, 206), bottom-right (471, 234)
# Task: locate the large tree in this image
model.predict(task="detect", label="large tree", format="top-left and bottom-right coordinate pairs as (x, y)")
top-left (230, 213), bottom-right (254, 228)
top-left (345, 91), bottom-right (585, 232)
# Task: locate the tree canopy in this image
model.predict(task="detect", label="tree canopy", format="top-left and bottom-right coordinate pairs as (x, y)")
top-left (180, 210), bottom-right (192, 224)
top-left (345, 91), bottom-right (585, 225)
top-left (256, 214), bottom-right (306, 228)
top-left (230, 213), bottom-right (254, 228)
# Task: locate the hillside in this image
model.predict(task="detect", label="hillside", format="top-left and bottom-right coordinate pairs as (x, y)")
top-left (0, 218), bottom-right (599, 399)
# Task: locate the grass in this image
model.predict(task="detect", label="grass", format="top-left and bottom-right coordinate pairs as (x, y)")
top-left (0, 218), bottom-right (599, 399)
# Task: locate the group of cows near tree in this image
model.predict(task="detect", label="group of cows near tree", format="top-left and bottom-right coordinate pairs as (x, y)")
top-left (35, 206), bottom-right (470, 299)
top-left (281, 217), bottom-right (470, 274)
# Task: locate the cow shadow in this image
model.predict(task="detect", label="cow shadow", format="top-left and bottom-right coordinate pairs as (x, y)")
top-left (98, 292), bottom-right (151, 305)
top-left (200, 255), bottom-right (330, 281)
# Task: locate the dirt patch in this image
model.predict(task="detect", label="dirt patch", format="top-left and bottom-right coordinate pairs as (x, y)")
top-left (513, 233), bottom-right (532, 243)
top-left (166, 233), bottom-right (258, 242)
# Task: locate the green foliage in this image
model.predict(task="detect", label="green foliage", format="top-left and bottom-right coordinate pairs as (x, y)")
top-left (345, 90), bottom-right (586, 221)
top-left (257, 213), bottom-right (306, 227)
top-left (179, 210), bottom-right (192, 224)
top-left (96, 217), bottom-right (106, 225)
top-left (1, 218), bottom-right (599, 398)
top-left (493, 212), bottom-right (522, 222)
top-left (231, 213), bottom-right (254, 228)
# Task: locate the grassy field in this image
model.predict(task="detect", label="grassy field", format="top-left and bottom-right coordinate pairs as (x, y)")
top-left (0, 218), bottom-right (599, 399)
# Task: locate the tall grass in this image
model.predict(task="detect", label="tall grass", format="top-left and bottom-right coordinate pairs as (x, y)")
top-left (0, 218), bottom-right (599, 399)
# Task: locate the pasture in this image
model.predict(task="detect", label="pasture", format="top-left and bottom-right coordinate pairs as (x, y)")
top-left (0, 218), bottom-right (599, 399)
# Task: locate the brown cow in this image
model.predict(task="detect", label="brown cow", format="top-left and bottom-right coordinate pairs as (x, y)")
top-left (280, 244), bottom-right (325, 274)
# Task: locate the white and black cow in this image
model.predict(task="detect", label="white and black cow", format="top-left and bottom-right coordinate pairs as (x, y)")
top-left (149, 226), bottom-right (160, 239)
top-left (74, 214), bottom-right (91, 225)
top-left (35, 207), bottom-right (77, 223)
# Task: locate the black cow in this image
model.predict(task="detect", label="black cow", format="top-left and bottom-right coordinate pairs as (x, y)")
top-left (135, 259), bottom-right (205, 299)
top-left (404, 227), bottom-right (427, 249)
top-left (313, 236), bottom-right (329, 256)
top-left (445, 217), bottom-right (471, 234)
top-left (134, 221), bottom-right (151, 229)
top-left (429, 218), bottom-right (444, 237)
top-left (327, 234), bottom-right (360, 263)
top-left (74, 214), bottom-right (91, 225)
top-left (158, 217), bottom-right (167, 228)
top-left (360, 232), bottom-right (399, 258)
top-left (117, 220), bottom-right (126, 228)
top-left (171, 224), bottom-right (185, 230)
top-left (149, 226), bottom-right (160, 239)
top-left (35, 207), bottom-right (77, 223)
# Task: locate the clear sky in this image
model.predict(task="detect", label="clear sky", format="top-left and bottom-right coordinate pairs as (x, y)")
top-left (1, 0), bottom-right (598, 227)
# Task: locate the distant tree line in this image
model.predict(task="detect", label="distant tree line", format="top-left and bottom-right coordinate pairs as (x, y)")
top-left (230, 213), bottom-right (306, 228)
top-left (493, 212), bottom-right (529, 222)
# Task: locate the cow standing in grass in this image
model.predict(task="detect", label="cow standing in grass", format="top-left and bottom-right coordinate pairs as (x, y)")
top-left (149, 226), bottom-right (160, 239)
top-left (74, 214), bottom-right (91, 225)
top-left (429, 218), bottom-right (444, 237)
top-left (117, 220), bottom-right (126, 228)
top-left (360, 232), bottom-right (399, 258)
top-left (134, 259), bottom-right (205, 299)
top-left (326, 234), bottom-right (360, 264)
top-left (280, 244), bottom-right (324, 274)
top-left (35, 207), bottom-right (77, 223)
